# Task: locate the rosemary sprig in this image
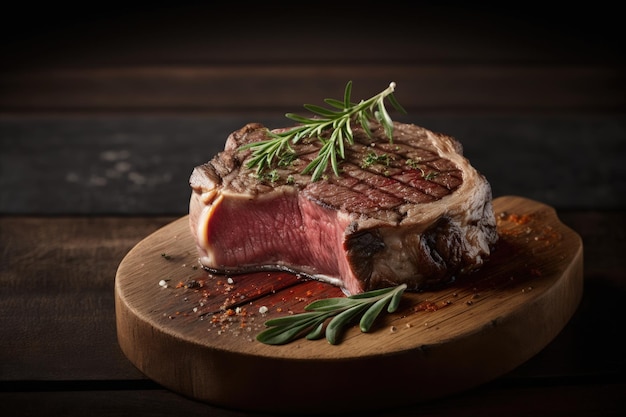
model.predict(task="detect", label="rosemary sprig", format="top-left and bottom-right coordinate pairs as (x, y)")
top-left (240, 81), bottom-right (406, 182)
top-left (256, 284), bottom-right (407, 345)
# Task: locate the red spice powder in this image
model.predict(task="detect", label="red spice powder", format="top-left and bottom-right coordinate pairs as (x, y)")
top-left (414, 300), bottom-right (452, 312)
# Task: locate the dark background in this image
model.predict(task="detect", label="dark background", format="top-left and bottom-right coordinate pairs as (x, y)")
top-left (1, 4), bottom-right (625, 417)
top-left (1, 3), bottom-right (624, 213)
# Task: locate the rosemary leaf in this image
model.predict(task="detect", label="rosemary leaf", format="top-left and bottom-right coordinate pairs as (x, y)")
top-left (326, 303), bottom-right (370, 345)
top-left (286, 113), bottom-right (316, 124)
top-left (388, 285), bottom-right (405, 312)
top-left (304, 103), bottom-right (340, 117)
top-left (305, 297), bottom-right (360, 311)
top-left (240, 81), bottom-right (406, 182)
top-left (343, 80), bottom-right (352, 107)
top-left (257, 312), bottom-right (333, 345)
top-left (324, 98), bottom-right (347, 110)
top-left (359, 296), bottom-right (391, 333)
top-left (263, 311), bottom-right (324, 326)
top-left (256, 284), bottom-right (407, 346)
top-left (349, 285), bottom-right (403, 299)
top-left (306, 321), bottom-right (327, 340)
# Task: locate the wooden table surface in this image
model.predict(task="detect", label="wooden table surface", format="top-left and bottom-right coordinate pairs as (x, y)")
top-left (1, 4), bottom-right (625, 416)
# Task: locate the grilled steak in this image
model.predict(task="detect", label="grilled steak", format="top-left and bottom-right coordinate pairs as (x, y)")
top-left (189, 121), bottom-right (497, 295)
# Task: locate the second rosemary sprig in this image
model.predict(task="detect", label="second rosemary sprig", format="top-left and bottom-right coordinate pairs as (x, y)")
top-left (256, 284), bottom-right (407, 345)
top-left (240, 81), bottom-right (406, 182)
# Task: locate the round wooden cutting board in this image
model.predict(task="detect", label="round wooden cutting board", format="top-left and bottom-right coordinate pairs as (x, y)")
top-left (115, 196), bottom-right (583, 413)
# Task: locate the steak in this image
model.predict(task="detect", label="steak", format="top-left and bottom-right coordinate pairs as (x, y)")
top-left (189, 121), bottom-right (497, 295)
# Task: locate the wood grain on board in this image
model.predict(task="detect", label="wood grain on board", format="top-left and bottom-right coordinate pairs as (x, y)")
top-left (115, 195), bottom-right (583, 413)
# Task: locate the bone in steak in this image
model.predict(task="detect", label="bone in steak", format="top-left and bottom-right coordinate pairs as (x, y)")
top-left (189, 121), bottom-right (498, 295)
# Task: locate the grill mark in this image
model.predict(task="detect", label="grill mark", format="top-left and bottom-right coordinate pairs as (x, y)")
top-left (340, 165), bottom-right (415, 207)
top-left (342, 164), bottom-right (434, 205)
top-left (390, 171), bottom-right (454, 199)
top-left (304, 163), bottom-right (440, 220)
top-left (344, 140), bottom-right (462, 200)
top-left (367, 141), bottom-right (439, 164)
top-left (254, 124), bottom-right (463, 217)
top-left (305, 170), bottom-right (405, 216)
top-left (430, 170), bottom-right (463, 190)
top-left (292, 132), bottom-right (463, 216)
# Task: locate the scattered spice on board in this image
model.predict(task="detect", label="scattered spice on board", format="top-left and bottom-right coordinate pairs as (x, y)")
top-left (497, 210), bottom-right (563, 252)
top-left (414, 300), bottom-right (453, 312)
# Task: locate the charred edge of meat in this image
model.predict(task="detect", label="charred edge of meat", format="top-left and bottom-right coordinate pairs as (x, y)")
top-left (344, 229), bottom-right (386, 290)
top-left (199, 264), bottom-right (344, 288)
top-left (404, 215), bottom-right (493, 292)
top-left (418, 216), bottom-right (464, 285)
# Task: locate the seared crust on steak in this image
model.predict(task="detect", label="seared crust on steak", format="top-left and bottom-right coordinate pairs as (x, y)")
top-left (189, 121), bottom-right (497, 295)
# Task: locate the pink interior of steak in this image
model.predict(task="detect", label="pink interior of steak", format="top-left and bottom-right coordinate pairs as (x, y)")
top-left (195, 189), bottom-right (355, 289)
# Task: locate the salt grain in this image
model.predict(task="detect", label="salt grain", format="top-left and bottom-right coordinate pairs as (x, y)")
top-left (259, 306), bottom-right (269, 314)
